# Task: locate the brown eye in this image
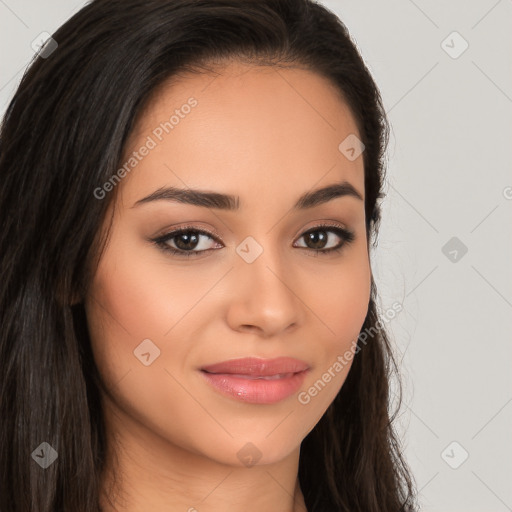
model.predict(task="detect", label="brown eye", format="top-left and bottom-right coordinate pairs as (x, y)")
top-left (294, 225), bottom-right (355, 254)
top-left (153, 228), bottom-right (221, 258)
top-left (151, 223), bottom-right (355, 258)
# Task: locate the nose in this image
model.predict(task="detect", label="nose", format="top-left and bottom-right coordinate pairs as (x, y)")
top-left (225, 245), bottom-right (304, 338)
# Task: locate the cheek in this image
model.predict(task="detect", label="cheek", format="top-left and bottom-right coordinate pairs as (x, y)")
top-left (83, 245), bottom-right (203, 451)
top-left (296, 248), bottom-right (371, 412)
top-left (83, 232), bottom-right (180, 396)
top-left (311, 247), bottom-right (371, 348)
top-left (86, 232), bottom-right (204, 343)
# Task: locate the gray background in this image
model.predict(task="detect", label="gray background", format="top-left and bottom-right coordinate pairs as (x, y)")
top-left (1, 1), bottom-right (511, 510)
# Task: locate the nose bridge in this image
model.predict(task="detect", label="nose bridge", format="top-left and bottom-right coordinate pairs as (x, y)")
top-left (226, 233), bottom-right (302, 335)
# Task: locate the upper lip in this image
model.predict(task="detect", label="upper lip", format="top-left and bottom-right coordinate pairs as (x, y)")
top-left (201, 357), bottom-right (309, 376)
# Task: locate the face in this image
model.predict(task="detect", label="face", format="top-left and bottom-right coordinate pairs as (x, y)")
top-left (85, 61), bottom-right (371, 469)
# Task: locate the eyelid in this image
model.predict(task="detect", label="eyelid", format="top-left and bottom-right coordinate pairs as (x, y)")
top-left (151, 223), bottom-right (223, 247)
top-left (294, 220), bottom-right (348, 238)
top-left (292, 221), bottom-right (354, 249)
top-left (151, 221), bottom-right (354, 257)
top-left (154, 220), bottom-right (349, 241)
top-left (151, 223), bottom-right (223, 251)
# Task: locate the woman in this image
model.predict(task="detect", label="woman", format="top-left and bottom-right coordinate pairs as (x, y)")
top-left (0, 0), bottom-right (418, 510)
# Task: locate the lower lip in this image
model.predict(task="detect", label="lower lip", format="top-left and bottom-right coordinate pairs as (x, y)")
top-left (200, 370), bottom-right (309, 404)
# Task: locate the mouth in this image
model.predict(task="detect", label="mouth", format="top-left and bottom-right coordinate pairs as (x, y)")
top-left (199, 357), bottom-right (310, 404)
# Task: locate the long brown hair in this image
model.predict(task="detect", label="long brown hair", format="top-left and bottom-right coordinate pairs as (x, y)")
top-left (0, 0), bottom-right (418, 510)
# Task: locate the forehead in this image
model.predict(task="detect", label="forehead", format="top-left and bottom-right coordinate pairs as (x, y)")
top-left (117, 61), bottom-right (365, 211)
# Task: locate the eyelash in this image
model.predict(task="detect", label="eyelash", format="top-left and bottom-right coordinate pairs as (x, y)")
top-left (151, 222), bottom-right (355, 258)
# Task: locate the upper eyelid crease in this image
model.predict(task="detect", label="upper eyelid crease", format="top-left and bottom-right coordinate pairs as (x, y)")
top-left (154, 222), bottom-right (349, 242)
top-left (132, 181), bottom-right (363, 211)
top-left (153, 223), bottom-right (354, 256)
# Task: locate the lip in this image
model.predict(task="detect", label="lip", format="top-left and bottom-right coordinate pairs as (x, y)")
top-left (200, 357), bottom-right (310, 404)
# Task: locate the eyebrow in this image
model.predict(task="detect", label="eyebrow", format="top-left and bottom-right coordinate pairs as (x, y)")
top-left (132, 180), bottom-right (363, 211)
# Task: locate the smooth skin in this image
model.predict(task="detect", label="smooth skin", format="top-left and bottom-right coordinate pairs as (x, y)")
top-left (85, 60), bottom-right (371, 512)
